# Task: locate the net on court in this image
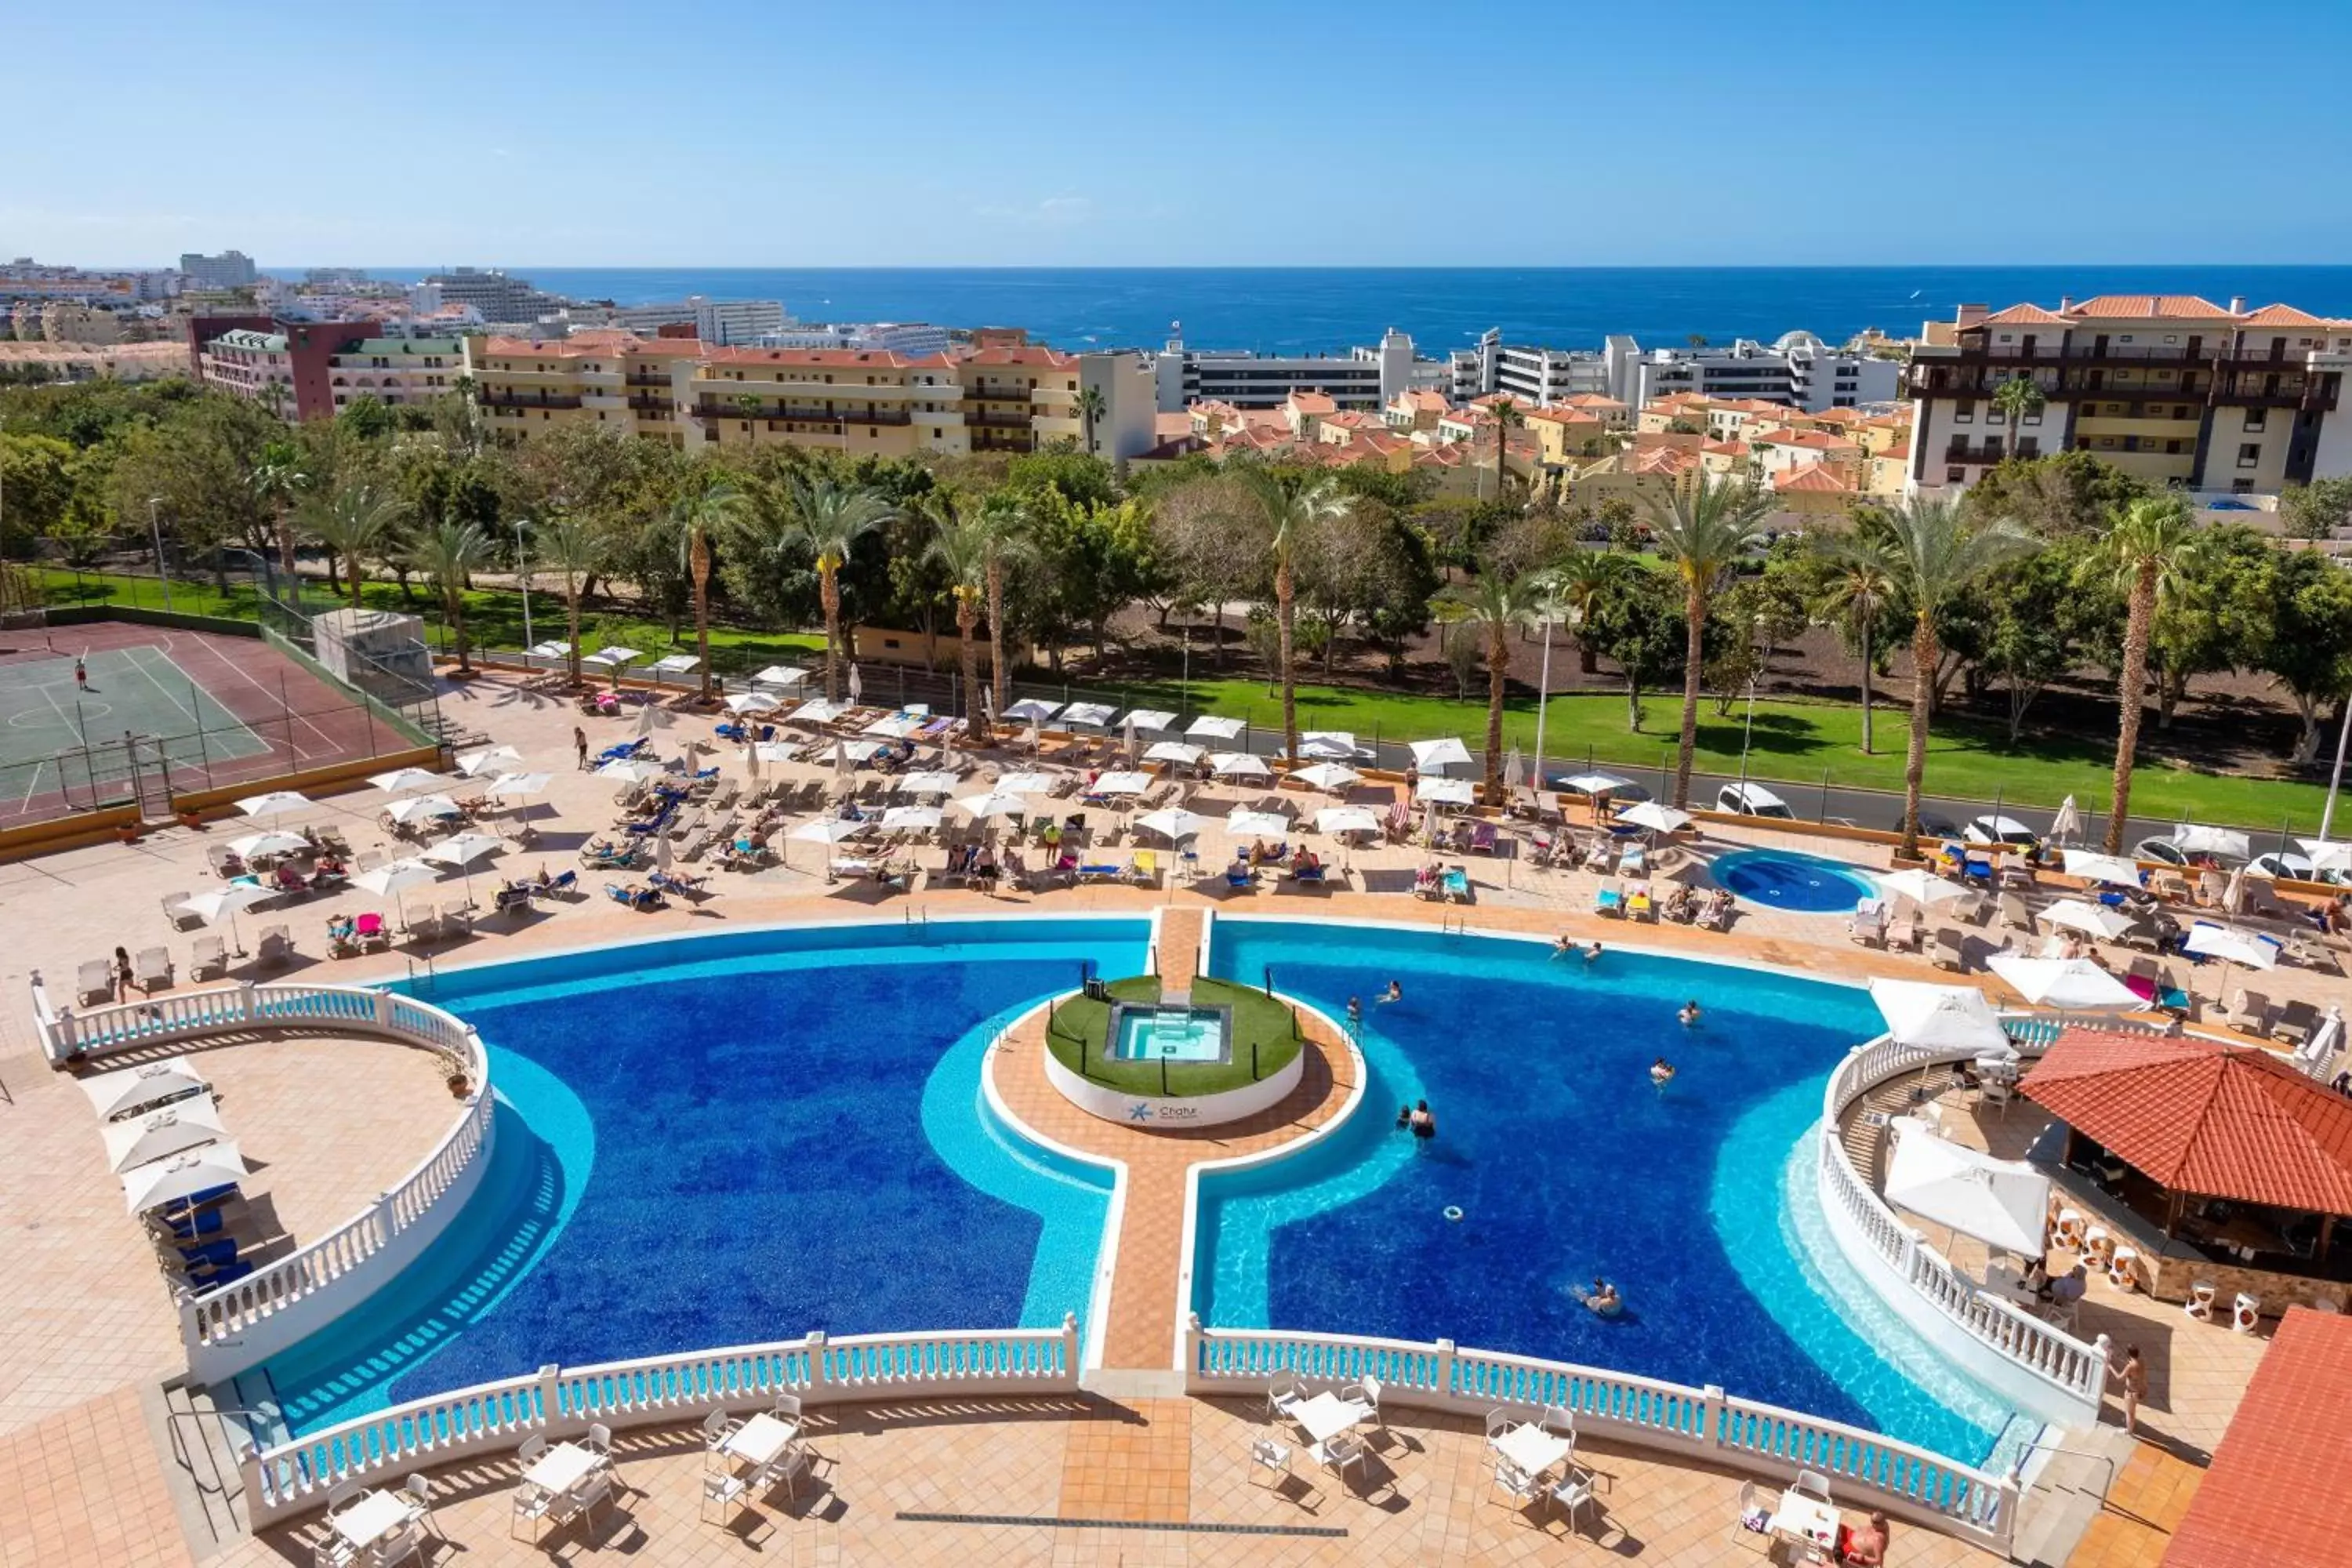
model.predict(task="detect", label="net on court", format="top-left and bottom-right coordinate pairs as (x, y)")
top-left (0, 647), bottom-right (273, 783)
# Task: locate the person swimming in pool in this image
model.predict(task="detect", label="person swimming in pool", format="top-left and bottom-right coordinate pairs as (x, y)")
top-left (1584, 941), bottom-right (1602, 963)
top-left (1650, 1057), bottom-right (1676, 1086)
top-left (1396, 1103), bottom-right (1412, 1129)
top-left (1578, 1277), bottom-right (1622, 1316)
top-left (1677, 1000), bottom-right (1701, 1027)
top-left (1408, 1100), bottom-right (1436, 1140)
top-left (1379, 980), bottom-right (1403, 1004)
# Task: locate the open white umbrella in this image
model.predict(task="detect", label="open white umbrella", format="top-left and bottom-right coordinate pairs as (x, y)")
top-left (80, 1058), bottom-right (209, 1121)
top-left (1226, 808), bottom-right (1290, 838)
top-left (594, 759), bottom-right (664, 784)
top-left (788, 698), bottom-right (849, 727)
top-left (1004, 698), bottom-right (1062, 724)
top-left (1875, 868), bottom-right (1971, 909)
top-left (227, 830), bottom-right (307, 861)
top-left (861, 711), bottom-right (922, 738)
top-left (1211, 751), bottom-right (1271, 779)
top-left (895, 771), bottom-right (962, 796)
top-left (354, 857), bottom-right (443, 929)
top-left (1121, 709), bottom-right (1176, 732)
top-left (1144, 740), bottom-right (1205, 768)
top-left (386, 793), bottom-right (463, 824)
top-left (122, 1141), bottom-right (248, 1214)
top-left (1295, 731), bottom-right (1359, 760)
top-left (2296, 839), bottom-right (2352, 877)
top-left (2183, 922), bottom-right (2278, 970)
top-left (992, 771), bottom-right (1054, 795)
top-left (1293, 761), bottom-right (1363, 793)
top-left (1091, 771), bottom-right (1152, 797)
top-left (750, 742), bottom-right (798, 766)
top-left (1410, 736), bottom-right (1472, 771)
top-left (102, 1096), bottom-right (226, 1174)
top-left (954, 793), bottom-right (1029, 822)
top-left (1985, 953), bottom-right (2140, 1009)
top-left (789, 818), bottom-right (867, 844)
top-left (648, 652), bottom-right (701, 678)
top-left (2172, 824), bottom-right (2252, 861)
top-left (2049, 795), bottom-right (2082, 845)
top-left (880, 804), bottom-right (943, 833)
top-left (1417, 776), bottom-right (1475, 806)
top-left (1616, 800), bottom-right (1690, 833)
top-left (1316, 806), bottom-right (1382, 837)
top-left (183, 883), bottom-right (277, 955)
top-left (723, 692), bottom-right (773, 715)
top-left (455, 745), bottom-right (522, 779)
top-left (485, 771), bottom-right (552, 800)
top-left (423, 831), bottom-right (507, 903)
top-left (751, 665), bottom-right (808, 688)
top-left (1135, 808), bottom-right (1207, 843)
top-left (1063, 701), bottom-right (1118, 727)
top-left (2062, 849), bottom-right (2145, 889)
top-left (1884, 1119), bottom-right (2051, 1257)
top-left (1185, 714), bottom-right (1246, 741)
top-left (234, 790), bottom-right (310, 819)
top-left (2044, 899), bottom-right (2135, 940)
top-left (1557, 772), bottom-right (1634, 797)
top-left (589, 645), bottom-right (641, 668)
top-left (528, 639), bottom-right (571, 660)
top-left (368, 768), bottom-right (443, 794)
top-left (838, 739), bottom-right (892, 762)
top-left (1867, 979), bottom-right (2011, 1053)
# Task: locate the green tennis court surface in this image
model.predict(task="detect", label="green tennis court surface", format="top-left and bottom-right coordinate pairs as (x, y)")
top-left (0, 645), bottom-right (274, 779)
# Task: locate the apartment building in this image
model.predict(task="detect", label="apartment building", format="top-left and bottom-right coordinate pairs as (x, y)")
top-left (605, 296), bottom-right (788, 346)
top-left (1907, 296), bottom-right (2352, 494)
top-left (1151, 327), bottom-right (1431, 412)
top-left (1605, 331), bottom-right (1899, 414)
top-left (324, 336), bottom-right (468, 411)
top-left (191, 316), bottom-right (379, 419)
top-left (1449, 330), bottom-right (1611, 407)
top-left (421, 268), bottom-right (561, 325)
top-left (180, 250), bottom-right (258, 289)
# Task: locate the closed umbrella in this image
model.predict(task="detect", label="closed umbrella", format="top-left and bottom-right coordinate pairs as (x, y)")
top-left (2049, 795), bottom-right (2082, 846)
top-left (847, 663), bottom-right (863, 706)
top-left (2183, 922), bottom-right (2277, 970)
top-left (101, 1096), bottom-right (226, 1174)
top-left (632, 700), bottom-right (664, 739)
top-left (79, 1057), bottom-right (209, 1121)
top-left (2043, 899), bottom-right (2135, 940)
top-left (2061, 849), bottom-right (2145, 889)
top-left (455, 745), bottom-right (522, 779)
top-left (122, 1142), bottom-right (248, 1214)
top-left (1122, 716), bottom-right (1138, 765)
top-left (183, 883), bottom-right (276, 956)
top-left (1212, 751), bottom-right (1271, 779)
top-left (1503, 746), bottom-right (1526, 792)
top-left (2222, 865), bottom-right (2248, 915)
top-left (234, 790), bottom-right (310, 819)
top-left (1293, 761), bottom-right (1362, 793)
top-left (1135, 808), bottom-right (1207, 843)
top-left (1410, 736), bottom-right (1472, 771)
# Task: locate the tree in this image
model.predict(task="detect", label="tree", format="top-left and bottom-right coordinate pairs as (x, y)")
top-left (1991, 375), bottom-right (2045, 463)
top-left (771, 474), bottom-right (898, 702)
top-left (533, 513), bottom-right (599, 688)
top-left (1024, 492), bottom-right (1155, 666)
top-left (924, 501), bottom-right (996, 745)
top-left (2147, 525), bottom-right (2272, 727)
top-left (1436, 570), bottom-right (1546, 806)
top-left (2260, 550), bottom-right (2352, 765)
top-left (1551, 548), bottom-right (1640, 674)
top-left (1964, 449), bottom-right (2145, 538)
top-left (405, 520), bottom-right (492, 673)
top-left (975, 491), bottom-right (1037, 710)
top-left (250, 439), bottom-right (309, 576)
top-left (1230, 466), bottom-right (1350, 761)
top-left (2279, 477), bottom-right (2352, 541)
top-left (301, 480), bottom-right (405, 601)
top-left (1486, 397), bottom-right (1524, 503)
top-left (1980, 546), bottom-right (2096, 744)
top-left (2093, 495), bottom-right (2200, 851)
top-left (1296, 506), bottom-right (1438, 677)
top-left (1075, 385), bottom-right (1106, 457)
top-left (0, 432), bottom-right (78, 552)
top-left (671, 476), bottom-right (748, 702)
top-left (1581, 565), bottom-right (1686, 731)
top-left (1813, 535), bottom-right (1900, 753)
top-left (1877, 496), bottom-right (2039, 855)
top-left (1643, 471), bottom-right (1773, 807)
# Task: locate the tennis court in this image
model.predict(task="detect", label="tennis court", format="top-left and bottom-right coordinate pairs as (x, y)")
top-left (0, 619), bottom-right (429, 829)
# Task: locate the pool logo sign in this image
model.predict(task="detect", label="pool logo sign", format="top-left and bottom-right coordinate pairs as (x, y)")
top-left (1127, 1100), bottom-right (1200, 1123)
top-left (1128, 1101), bottom-right (1152, 1121)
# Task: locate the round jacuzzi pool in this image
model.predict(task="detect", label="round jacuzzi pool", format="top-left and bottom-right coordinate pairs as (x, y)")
top-left (1708, 848), bottom-right (1878, 913)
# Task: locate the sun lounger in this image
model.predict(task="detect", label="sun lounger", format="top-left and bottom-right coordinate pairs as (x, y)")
top-left (1929, 928), bottom-right (1965, 971)
top-left (1997, 893), bottom-right (2035, 935)
top-left (2272, 998), bottom-right (2320, 1048)
top-left (493, 884), bottom-right (535, 916)
top-left (78, 960), bottom-right (114, 1005)
top-left (1291, 862), bottom-right (1328, 886)
top-left (404, 910), bottom-right (442, 943)
top-left (162, 891), bottom-right (203, 931)
top-left (1626, 882), bottom-right (1653, 920)
top-left (648, 869), bottom-right (708, 900)
top-left (604, 882), bottom-right (666, 910)
top-left (2228, 989), bottom-right (2270, 1033)
top-left (547, 869), bottom-right (580, 898)
top-left (1594, 878), bottom-right (1624, 917)
top-left (1467, 821), bottom-right (1499, 855)
top-left (134, 946), bottom-right (172, 993)
top-left (440, 903), bottom-right (472, 938)
top-left (256, 926), bottom-right (293, 968)
top-left (1849, 898), bottom-right (1887, 946)
top-left (1698, 891), bottom-right (1733, 931)
top-left (1443, 866), bottom-right (1472, 902)
top-left (1411, 866), bottom-right (1440, 900)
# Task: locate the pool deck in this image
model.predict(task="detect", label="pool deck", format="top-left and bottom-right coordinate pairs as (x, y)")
top-left (0, 668), bottom-right (2320, 1565)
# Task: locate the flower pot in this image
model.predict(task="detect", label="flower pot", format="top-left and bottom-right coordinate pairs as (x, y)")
top-left (447, 1073), bottom-right (470, 1098)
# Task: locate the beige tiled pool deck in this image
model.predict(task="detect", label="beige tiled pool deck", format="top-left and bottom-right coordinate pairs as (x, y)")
top-left (0, 668), bottom-right (2331, 1564)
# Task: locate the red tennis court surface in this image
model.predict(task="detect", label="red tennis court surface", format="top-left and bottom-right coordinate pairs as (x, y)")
top-left (0, 619), bottom-right (422, 830)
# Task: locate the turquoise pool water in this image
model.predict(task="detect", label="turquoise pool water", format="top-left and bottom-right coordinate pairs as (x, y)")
top-left (1709, 848), bottom-right (1880, 913)
top-left (1112, 1006), bottom-right (1227, 1062)
top-left (249, 918), bottom-right (1144, 1438)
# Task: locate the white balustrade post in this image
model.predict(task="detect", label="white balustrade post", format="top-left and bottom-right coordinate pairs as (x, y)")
top-left (1900, 1226), bottom-right (1924, 1282)
top-left (237, 980), bottom-right (256, 1024)
top-left (806, 1330), bottom-right (829, 1396)
top-left (1183, 1312), bottom-right (1201, 1382)
top-left (536, 1363), bottom-right (561, 1430)
top-left (2089, 1333), bottom-right (2113, 1397)
top-left (1434, 1337), bottom-right (1456, 1405)
top-left (373, 1189), bottom-right (399, 1246)
top-left (1702, 1383), bottom-right (1727, 1449)
top-left (1062, 1312), bottom-right (1078, 1379)
top-left (1993, 1471), bottom-right (2024, 1555)
top-left (374, 989), bottom-right (396, 1031)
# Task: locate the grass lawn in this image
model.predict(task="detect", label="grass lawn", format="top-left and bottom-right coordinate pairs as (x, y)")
top-left (1045, 976), bottom-right (1301, 1097)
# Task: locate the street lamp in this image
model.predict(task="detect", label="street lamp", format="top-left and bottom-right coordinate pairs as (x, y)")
top-left (2320, 695), bottom-right (2352, 844)
top-left (513, 517), bottom-right (534, 653)
top-left (146, 496), bottom-right (173, 612)
top-left (1531, 575), bottom-right (1563, 791)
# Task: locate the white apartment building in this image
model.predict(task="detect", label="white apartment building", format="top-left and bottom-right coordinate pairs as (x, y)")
top-left (753, 321), bottom-right (954, 358)
top-left (606, 296), bottom-right (789, 346)
top-left (197, 328), bottom-right (296, 406)
top-left (180, 250), bottom-right (258, 289)
top-left (1604, 331), bottom-right (1900, 413)
top-left (324, 336), bottom-right (468, 410)
top-left (1449, 330), bottom-right (1611, 406)
top-left (1152, 327), bottom-right (1428, 412)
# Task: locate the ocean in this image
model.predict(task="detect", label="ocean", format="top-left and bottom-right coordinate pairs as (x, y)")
top-left (322, 265), bottom-right (2352, 356)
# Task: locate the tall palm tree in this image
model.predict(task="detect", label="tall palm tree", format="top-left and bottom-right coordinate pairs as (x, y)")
top-left (1991, 374), bottom-right (2045, 462)
top-left (1643, 471), bottom-right (1773, 807)
top-left (1878, 496), bottom-right (2040, 857)
top-left (405, 520), bottom-right (494, 673)
top-left (1231, 466), bottom-right (1351, 761)
top-left (1074, 386), bottom-right (1106, 456)
top-left (782, 474), bottom-right (898, 702)
top-left (975, 491), bottom-right (1036, 714)
top-left (2096, 495), bottom-right (2200, 853)
top-left (251, 441), bottom-right (308, 577)
top-left (534, 514), bottom-right (599, 688)
top-left (924, 503), bottom-right (996, 746)
top-left (1435, 569), bottom-right (1545, 807)
top-left (1486, 397), bottom-right (1525, 503)
top-left (1813, 535), bottom-right (1900, 755)
top-left (1552, 548), bottom-right (1638, 674)
top-left (671, 476), bottom-right (748, 702)
top-left (300, 481), bottom-right (405, 604)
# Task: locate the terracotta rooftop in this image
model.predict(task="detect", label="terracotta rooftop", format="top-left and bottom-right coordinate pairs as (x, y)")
top-left (2020, 1029), bottom-right (2352, 1213)
top-left (2238, 303), bottom-right (2331, 328)
top-left (1285, 390), bottom-right (1337, 415)
top-left (2067, 294), bottom-right (2237, 319)
top-left (1392, 388), bottom-right (1450, 412)
top-left (1979, 303), bottom-right (2074, 326)
top-left (703, 345), bottom-right (953, 368)
top-left (1561, 393), bottom-right (1628, 409)
top-left (1773, 464), bottom-right (1856, 493)
top-left (2162, 1307), bottom-right (2352, 1568)
top-left (1525, 405), bottom-right (1602, 425)
top-left (957, 346), bottom-right (1077, 368)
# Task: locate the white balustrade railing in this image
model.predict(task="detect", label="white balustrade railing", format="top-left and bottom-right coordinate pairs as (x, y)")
top-left (1185, 1319), bottom-right (2018, 1555)
top-left (244, 1316), bottom-right (1079, 1527)
top-left (1815, 1028), bottom-right (2109, 1410)
top-left (30, 976), bottom-right (492, 1380)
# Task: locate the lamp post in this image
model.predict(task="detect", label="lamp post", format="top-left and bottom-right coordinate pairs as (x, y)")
top-left (513, 517), bottom-right (534, 653)
top-left (146, 496), bottom-right (173, 612)
top-left (1532, 578), bottom-right (1561, 793)
top-left (2320, 694), bottom-right (2352, 843)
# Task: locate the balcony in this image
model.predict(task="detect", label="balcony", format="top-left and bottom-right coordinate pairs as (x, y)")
top-left (694, 405), bottom-right (913, 428)
top-left (627, 395), bottom-right (673, 413)
top-left (965, 383), bottom-right (1034, 402)
top-left (968, 410), bottom-right (1033, 430)
top-left (625, 372), bottom-right (670, 387)
top-left (481, 394), bottom-right (583, 411)
top-left (1941, 445), bottom-right (2009, 466)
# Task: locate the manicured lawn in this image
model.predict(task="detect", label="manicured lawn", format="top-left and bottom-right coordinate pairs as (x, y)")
top-left (1045, 976), bottom-right (1301, 1097)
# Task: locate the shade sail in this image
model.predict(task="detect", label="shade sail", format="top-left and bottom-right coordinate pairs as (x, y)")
top-left (1885, 1118), bottom-right (2051, 1256)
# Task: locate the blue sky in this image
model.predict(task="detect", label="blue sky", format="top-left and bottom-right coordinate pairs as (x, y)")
top-left (16, 0), bottom-right (2352, 268)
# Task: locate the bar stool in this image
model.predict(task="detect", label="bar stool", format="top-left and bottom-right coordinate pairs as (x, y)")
top-left (2184, 1280), bottom-right (2216, 1321)
top-left (2232, 1292), bottom-right (2262, 1334)
top-left (2107, 1246), bottom-right (2140, 1292)
top-left (2082, 1226), bottom-right (2115, 1268)
top-left (2056, 1209), bottom-right (2087, 1251)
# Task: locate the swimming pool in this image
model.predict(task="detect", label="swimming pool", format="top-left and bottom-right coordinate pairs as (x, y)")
top-left (1192, 919), bottom-right (2015, 1465)
top-left (1709, 848), bottom-right (1880, 913)
top-left (246, 918), bottom-right (1146, 1439)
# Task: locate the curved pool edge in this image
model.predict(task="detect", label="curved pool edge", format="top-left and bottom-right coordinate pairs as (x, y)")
top-left (1708, 846), bottom-right (1882, 915)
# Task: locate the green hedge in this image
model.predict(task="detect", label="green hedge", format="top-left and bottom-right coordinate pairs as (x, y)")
top-left (1045, 975), bottom-right (1301, 1097)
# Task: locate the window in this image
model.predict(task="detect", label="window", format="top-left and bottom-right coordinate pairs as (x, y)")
top-left (2024, 410), bottom-right (2042, 426)
top-left (2245, 408), bottom-right (2267, 432)
top-left (2234, 479), bottom-right (2255, 493)
top-left (2238, 442), bottom-right (2261, 467)
top-left (2019, 437), bottom-right (2040, 458)
top-left (1947, 466), bottom-right (1966, 484)
top-left (1954, 399), bottom-right (1975, 423)
top-left (2165, 440), bottom-right (2183, 454)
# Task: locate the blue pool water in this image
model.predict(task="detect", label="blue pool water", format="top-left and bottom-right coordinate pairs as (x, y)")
top-left (255, 918), bottom-right (1145, 1436)
top-left (1113, 1006), bottom-right (1228, 1062)
top-left (1709, 848), bottom-right (1880, 913)
top-left (1195, 920), bottom-right (2010, 1465)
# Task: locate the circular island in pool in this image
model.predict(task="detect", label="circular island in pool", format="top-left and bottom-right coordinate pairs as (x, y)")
top-left (1708, 847), bottom-right (1879, 913)
top-left (1042, 976), bottom-right (1307, 1127)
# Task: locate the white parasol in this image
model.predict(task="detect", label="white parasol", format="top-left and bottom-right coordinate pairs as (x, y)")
top-left (1616, 800), bottom-right (1691, 833)
top-left (2183, 923), bottom-right (2277, 970)
top-left (234, 790), bottom-right (310, 819)
top-left (455, 745), bottom-right (522, 779)
top-left (1211, 751), bottom-right (1272, 779)
top-left (122, 1142), bottom-right (248, 1214)
top-left (2042, 900), bottom-right (2135, 940)
top-left (1226, 808), bottom-right (1290, 838)
top-left (1410, 736), bottom-right (1472, 771)
top-left (2061, 850), bottom-right (2145, 888)
top-left (1135, 808), bottom-right (1207, 843)
top-left (1144, 741), bottom-right (1205, 768)
top-left (1292, 761), bottom-right (1363, 793)
top-left (1185, 714), bottom-right (1247, 741)
top-left (1984, 953), bottom-right (2140, 1009)
top-left (1417, 776), bottom-right (1475, 806)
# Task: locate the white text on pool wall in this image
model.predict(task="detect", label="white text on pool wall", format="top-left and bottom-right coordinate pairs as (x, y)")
top-left (1043, 1046), bottom-right (1304, 1127)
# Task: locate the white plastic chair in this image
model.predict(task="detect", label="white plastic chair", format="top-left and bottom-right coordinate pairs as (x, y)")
top-left (510, 1480), bottom-right (554, 1541)
top-left (517, 1433), bottom-right (547, 1469)
top-left (1249, 1436), bottom-right (1293, 1488)
top-left (310, 1538), bottom-right (356, 1568)
top-left (1267, 1370), bottom-right (1307, 1423)
top-left (700, 1469), bottom-right (750, 1526)
top-left (1315, 1432), bottom-right (1368, 1490)
top-left (1490, 1457), bottom-right (1539, 1510)
top-left (327, 1479), bottom-right (366, 1517)
top-left (548, 1468), bottom-right (612, 1541)
top-left (769, 1392), bottom-right (804, 1443)
top-left (1484, 1406), bottom-right (1519, 1445)
top-left (1341, 1375), bottom-right (1383, 1428)
top-left (702, 1409), bottom-right (740, 1468)
top-left (1541, 1403), bottom-right (1575, 1439)
top-left (1793, 1468), bottom-right (1831, 1503)
top-left (1549, 1466), bottom-right (1599, 1535)
top-left (757, 1439), bottom-right (812, 1505)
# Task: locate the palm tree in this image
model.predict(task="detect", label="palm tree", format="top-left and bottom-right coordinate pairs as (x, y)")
top-left (2096, 495), bottom-right (2200, 853)
top-left (1991, 374), bottom-right (2045, 462)
top-left (924, 503), bottom-right (996, 746)
top-left (975, 491), bottom-right (1036, 713)
top-left (1643, 471), bottom-right (1773, 807)
top-left (534, 514), bottom-right (599, 688)
top-left (781, 474), bottom-right (898, 702)
top-left (1551, 548), bottom-right (1638, 674)
top-left (1075, 385), bottom-right (1106, 456)
top-left (1486, 397), bottom-right (1525, 503)
top-left (405, 520), bottom-right (494, 673)
top-left (1435, 569), bottom-right (1545, 807)
top-left (671, 477), bottom-right (748, 702)
top-left (1813, 535), bottom-right (1900, 755)
top-left (1231, 467), bottom-right (1351, 761)
top-left (300, 481), bottom-right (405, 604)
top-left (1878, 496), bottom-right (2040, 857)
top-left (251, 441), bottom-right (307, 578)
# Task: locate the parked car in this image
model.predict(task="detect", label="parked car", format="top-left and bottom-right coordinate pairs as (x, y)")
top-left (1898, 811), bottom-right (1963, 840)
top-left (1717, 782), bottom-right (1794, 819)
top-left (2132, 836), bottom-right (2190, 867)
top-left (1964, 815), bottom-right (2041, 851)
top-left (2250, 851), bottom-right (2318, 881)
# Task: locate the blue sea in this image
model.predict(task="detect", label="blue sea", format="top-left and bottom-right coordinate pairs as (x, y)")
top-left (315, 264), bottom-right (2352, 354)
